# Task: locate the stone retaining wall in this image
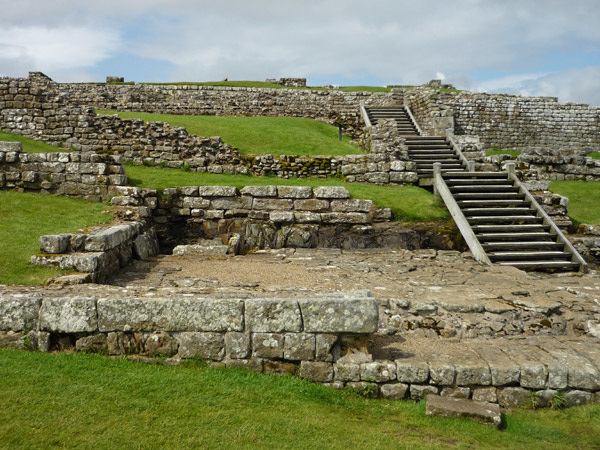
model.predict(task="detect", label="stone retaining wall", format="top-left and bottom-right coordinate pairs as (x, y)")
top-left (518, 148), bottom-right (600, 182)
top-left (31, 221), bottom-right (159, 283)
top-left (1, 291), bottom-right (598, 407)
top-left (0, 142), bottom-right (127, 201)
top-left (109, 185), bottom-right (399, 252)
top-left (405, 88), bottom-right (600, 151)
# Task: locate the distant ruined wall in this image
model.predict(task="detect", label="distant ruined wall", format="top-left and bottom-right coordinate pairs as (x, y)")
top-left (405, 88), bottom-right (600, 151)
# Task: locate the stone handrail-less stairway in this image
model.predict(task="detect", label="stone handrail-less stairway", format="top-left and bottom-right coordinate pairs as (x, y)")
top-left (363, 106), bottom-right (587, 272)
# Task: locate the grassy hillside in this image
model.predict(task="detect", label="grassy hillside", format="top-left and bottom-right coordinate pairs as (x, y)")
top-left (549, 180), bottom-right (600, 225)
top-left (97, 110), bottom-right (361, 157)
top-left (0, 130), bottom-right (64, 153)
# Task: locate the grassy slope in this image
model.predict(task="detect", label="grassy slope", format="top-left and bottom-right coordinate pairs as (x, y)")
top-left (0, 130), bottom-right (63, 153)
top-left (549, 180), bottom-right (600, 225)
top-left (485, 149), bottom-right (521, 157)
top-left (98, 110), bottom-right (361, 157)
top-left (589, 152), bottom-right (600, 160)
top-left (125, 164), bottom-right (448, 222)
top-left (0, 191), bottom-right (113, 285)
top-left (0, 350), bottom-right (598, 449)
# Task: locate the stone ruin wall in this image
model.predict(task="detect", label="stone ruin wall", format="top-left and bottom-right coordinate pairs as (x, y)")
top-left (405, 88), bottom-right (600, 152)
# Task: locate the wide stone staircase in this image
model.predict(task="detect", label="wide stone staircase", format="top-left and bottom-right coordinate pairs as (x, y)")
top-left (439, 169), bottom-right (586, 271)
top-left (361, 105), bottom-right (587, 272)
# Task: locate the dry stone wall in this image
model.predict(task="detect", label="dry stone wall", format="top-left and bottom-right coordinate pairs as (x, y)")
top-left (0, 142), bottom-right (127, 201)
top-left (405, 88), bottom-right (600, 151)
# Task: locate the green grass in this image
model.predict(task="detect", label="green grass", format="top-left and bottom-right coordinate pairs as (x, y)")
top-left (588, 152), bottom-right (600, 160)
top-left (0, 349), bottom-right (598, 449)
top-left (125, 164), bottom-right (448, 222)
top-left (549, 180), bottom-right (600, 225)
top-left (0, 191), bottom-right (113, 285)
top-left (0, 130), bottom-right (63, 153)
top-left (97, 110), bottom-right (360, 157)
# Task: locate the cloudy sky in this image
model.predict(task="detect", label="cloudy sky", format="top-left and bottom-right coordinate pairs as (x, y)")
top-left (1, 0), bottom-right (599, 105)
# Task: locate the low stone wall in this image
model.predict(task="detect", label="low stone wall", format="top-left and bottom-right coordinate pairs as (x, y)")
top-left (0, 142), bottom-right (127, 201)
top-left (518, 148), bottom-right (600, 182)
top-left (31, 221), bottom-right (159, 283)
top-left (109, 185), bottom-right (401, 252)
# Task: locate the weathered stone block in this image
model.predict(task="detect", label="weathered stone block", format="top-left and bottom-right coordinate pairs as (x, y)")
top-left (381, 383), bottom-right (408, 399)
top-left (299, 361), bottom-right (333, 382)
top-left (144, 332), bottom-right (178, 356)
top-left (225, 332), bottom-right (251, 359)
top-left (75, 334), bottom-right (108, 353)
top-left (455, 363), bottom-right (491, 386)
top-left (334, 363), bottom-right (361, 381)
top-left (330, 199), bottom-right (373, 213)
top-left (39, 296), bottom-right (97, 333)
top-left (315, 334), bottom-right (338, 362)
top-left (182, 197), bottom-right (210, 209)
top-left (240, 185), bottom-right (277, 197)
top-left (0, 331), bottom-right (26, 349)
top-left (225, 358), bottom-right (264, 373)
top-left (396, 359), bottom-right (429, 383)
top-left (299, 297), bottom-right (378, 333)
top-left (314, 186), bottom-right (350, 199)
top-left (410, 384), bottom-right (439, 401)
top-left (40, 234), bottom-right (70, 254)
top-left (294, 199), bottom-right (330, 211)
top-left (245, 298), bottom-right (302, 332)
top-left (426, 395), bottom-right (502, 428)
top-left (0, 294), bottom-right (42, 331)
top-left (263, 360), bottom-right (298, 376)
top-left (85, 224), bottom-right (134, 251)
top-left (498, 387), bottom-right (530, 408)
top-left (269, 211), bottom-right (295, 223)
top-left (520, 362), bottom-right (547, 389)
top-left (97, 297), bottom-right (244, 332)
top-left (321, 212), bottom-right (367, 224)
top-left (428, 362), bottom-right (456, 386)
top-left (361, 361), bottom-right (397, 382)
top-left (294, 212), bottom-right (321, 223)
top-left (440, 387), bottom-right (471, 399)
top-left (252, 198), bottom-right (293, 210)
top-left (277, 186), bottom-right (312, 198)
top-left (133, 231), bottom-right (159, 260)
top-left (472, 387), bottom-right (497, 403)
top-left (252, 332), bottom-right (284, 358)
top-left (283, 333), bottom-right (315, 360)
top-left (107, 332), bottom-right (144, 355)
top-left (197, 186), bottom-right (237, 197)
top-left (176, 332), bottom-right (225, 360)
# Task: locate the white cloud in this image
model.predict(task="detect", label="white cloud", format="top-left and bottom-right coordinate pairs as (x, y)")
top-left (0, 26), bottom-right (120, 77)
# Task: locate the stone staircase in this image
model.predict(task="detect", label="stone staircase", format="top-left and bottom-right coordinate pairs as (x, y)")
top-left (435, 167), bottom-right (587, 272)
top-left (405, 137), bottom-right (467, 179)
top-left (364, 106), bottom-right (419, 135)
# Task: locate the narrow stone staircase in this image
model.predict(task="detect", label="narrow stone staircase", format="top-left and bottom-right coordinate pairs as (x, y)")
top-left (406, 137), bottom-right (467, 179)
top-left (436, 167), bottom-right (587, 272)
top-left (364, 106), bottom-right (419, 135)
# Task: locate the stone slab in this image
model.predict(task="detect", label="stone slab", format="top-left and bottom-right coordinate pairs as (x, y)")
top-left (0, 294), bottom-right (42, 331)
top-left (426, 395), bottom-right (502, 428)
top-left (39, 296), bottom-right (97, 333)
top-left (298, 297), bottom-right (378, 333)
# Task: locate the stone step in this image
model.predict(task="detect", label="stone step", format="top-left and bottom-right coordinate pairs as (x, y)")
top-left (489, 251), bottom-right (573, 261)
top-left (457, 199), bottom-right (530, 207)
top-left (453, 192), bottom-right (525, 200)
top-left (476, 232), bottom-right (555, 241)
top-left (450, 185), bottom-right (519, 193)
top-left (411, 155), bottom-right (460, 160)
top-left (471, 224), bottom-right (551, 232)
top-left (468, 216), bottom-right (543, 224)
top-left (442, 172), bottom-right (507, 178)
top-left (483, 242), bottom-right (565, 251)
top-left (496, 260), bottom-right (581, 270)
top-left (462, 207), bottom-right (536, 216)
top-left (445, 179), bottom-right (512, 186)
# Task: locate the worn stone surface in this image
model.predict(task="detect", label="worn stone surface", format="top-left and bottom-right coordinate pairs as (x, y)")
top-left (283, 333), bottom-right (315, 360)
top-left (0, 294), bottom-right (42, 331)
top-left (410, 384), bottom-right (439, 401)
top-left (334, 363), bottom-right (361, 382)
top-left (396, 358), bottom-right (429, 383)
top-left (252, 332), bottom-right (284, 358)
top-left (299, 297), bottom-right (378, 333)
top-left (225, 332), bottom-right (250, 359)
top-left (97, 297), bottom-right (243, 332)
top-left (176, 332), bottom-right (225, 360)
top-left (381, 383), bottom-right (408, 399)
top-left (245, 298), bottom-right (302, 332)
top-left (360, 361), bottom-right (396, 382)
top-left (39, 296), bottom-right (97, 333)
top-left (75, 334), bottom-right (108, 353)
top-left (145, 332), bottom-right (178, 356)
top-left (426, 395), bottom-right (502, 428)
top-left (498, 387), bottom-right (531, 408)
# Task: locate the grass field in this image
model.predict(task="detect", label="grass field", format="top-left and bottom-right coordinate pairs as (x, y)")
top-left (485, 149), bottom-right (521, 157)
top-left (0, 130), bottom-right (63, 154)
top-left (589, 152), bottom-right (600, 160)
top-left (97, 110), bottom-right (360, 157)
top-left (0, 191), bottom-right (113, 285)
top-left (549, 180), bottom-right (600, 225)
top-left (125, 164), bottom-right (449, 222)
top-left (0, 349), bottom-right (598, 449)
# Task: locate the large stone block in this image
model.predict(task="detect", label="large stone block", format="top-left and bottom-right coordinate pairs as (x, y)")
top-left (0, 294), bottom-right (42, 331)
top-left (176, 332), bottom-right (225, 360)
top-left (97, 297), bottom-right (244, 332)
top-left (313, 186), bottom-right (350, 199)
top-left (299, 361), bottom-right (334, 382)
top-left (293, 199), bottom-right (330, 211)
top-left (144, 332), bottom-right (178, 356)
top-left (85, 223), bottom-right (136, 251)
top-left (396, 358), bottom-right (429, 383)
top-left (40, 234), bottom-right (70, 254)
top-left (197, 186), bottom-right (237, 197)
top-left (39, 296), bottom-right (97, 333)
top-left (330, 199), bottom-right (373, 213)
top-left (252, 332), bottom-right (284, 358)
top-left (245, 298), bottom-right (302, 332)
top-left (277, 186), bottom-right (312, 199)
top-left (334, 363), bottom-right (361, 381)
top-left (240, 185), bottom-right (277, 197)
top-left (225, 332), bottom-right (251, 359)
top-left (361, 362), bottom-right (396, 382)
top-left (283, 333), bottom-right (315, 360)
top-left (299, 297), bottom-right (378, 333)
top-left (426, 395), bottom-right (502, 428)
